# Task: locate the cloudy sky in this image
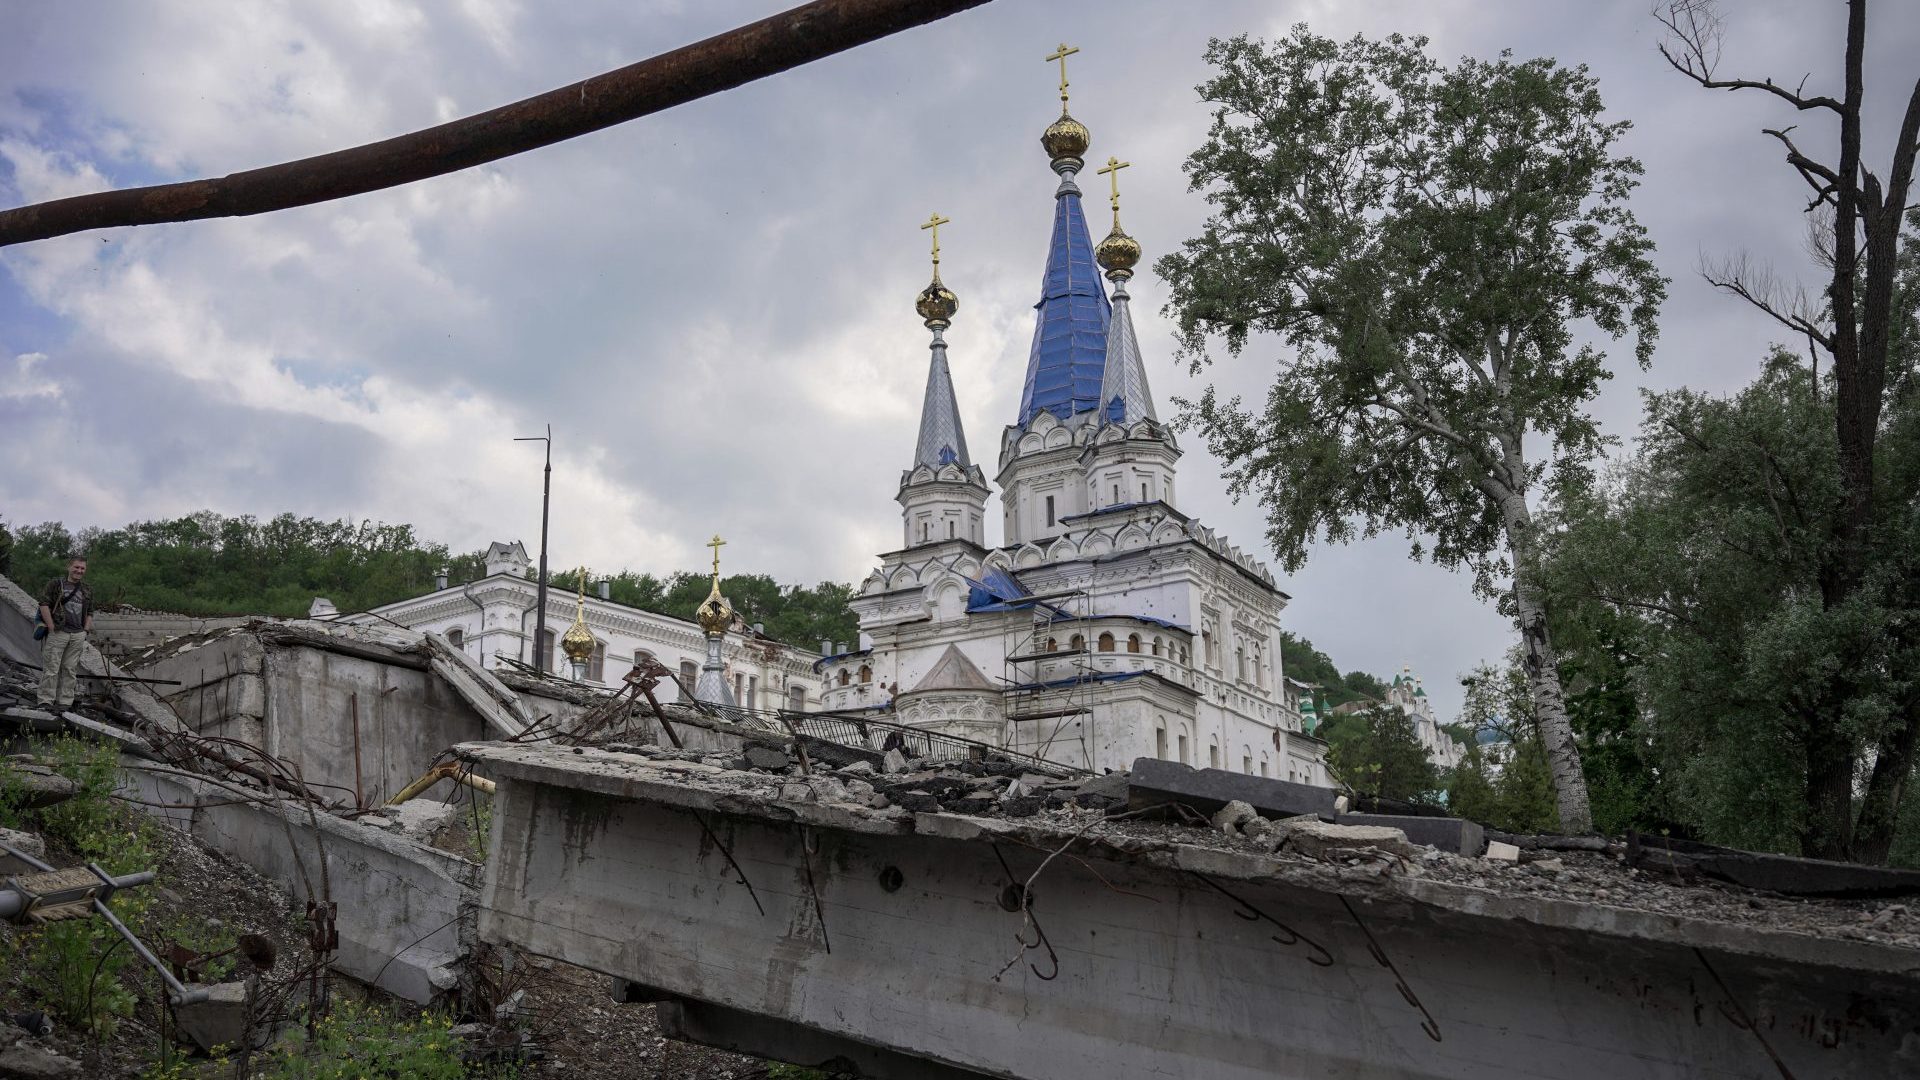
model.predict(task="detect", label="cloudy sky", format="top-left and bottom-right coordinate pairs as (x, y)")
top-left (2, 0), bottom-right (1915, 721)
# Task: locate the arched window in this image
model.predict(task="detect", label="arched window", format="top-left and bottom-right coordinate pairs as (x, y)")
top-left (858, 664), bottom-right (873, 684)
top-left (1069, 634), bottom-right (1085, 652)
top-left (678, 660), bottom-right (698, 700)
top-left (1045, 637), bottom-right (1058, 653)
top-left (1097, 632), bottom-right (1115, 652)
top-left (1202, 627), bottom-right (1216, 666)
top-left (838, 668), bottom-right (851, 686)
top-left (1235, 645), bottom-right (1247, 681)
top-left (446, 627), bottom-right (464, 649)
top-left (589, 640), bottom-right (607, 682)
top-left (1208, 739), bottom-right (1220, 770)
top-left (1126, 633), bottom-right (1141, 654)
top-left (1155, 725), bottom-right (1168, 759)
top-left (1151, 637), bottom-right (1162, 657)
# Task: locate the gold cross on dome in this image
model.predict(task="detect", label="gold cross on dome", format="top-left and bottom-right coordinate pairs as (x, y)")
top-left (1044, 42), bottom-right (1079, 108)
top-left (920, 211), bottom-right (951, 270)
top-left (706, 534), bottom-right (726, 582)
top-left (1096, 155), bottom-right (1131, 213)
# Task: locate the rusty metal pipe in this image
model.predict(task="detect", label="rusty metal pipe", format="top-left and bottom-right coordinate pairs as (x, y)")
top-left (0, 0), bottom-right (992, 248)
top-left (386, 761), bottom-right (497, 806)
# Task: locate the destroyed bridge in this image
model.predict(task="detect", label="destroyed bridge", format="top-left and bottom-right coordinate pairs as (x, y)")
top-left (2, 580), bottom-right (1917, 1079)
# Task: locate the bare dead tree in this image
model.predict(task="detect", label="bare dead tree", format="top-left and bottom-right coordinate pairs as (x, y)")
top-left (0, 0), bottom-right (991, 248)
top-left (1656, 0), bottom-right (1920, 861)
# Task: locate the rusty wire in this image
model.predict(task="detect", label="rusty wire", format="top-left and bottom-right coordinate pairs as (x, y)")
top-left (0, 0), bottom-right (991, 248)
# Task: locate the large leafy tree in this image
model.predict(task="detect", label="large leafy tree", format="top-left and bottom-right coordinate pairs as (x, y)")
top-left (1157, 30), bottom-right (1665, 833)
top-left (1322, 702), bottom-right (1441, 804)
top-left (1655, 0), bottom-right (1920, 860)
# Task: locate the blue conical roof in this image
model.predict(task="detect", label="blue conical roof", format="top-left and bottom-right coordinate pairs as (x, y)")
top-left (1016, 177), bottom-right (1111, 425)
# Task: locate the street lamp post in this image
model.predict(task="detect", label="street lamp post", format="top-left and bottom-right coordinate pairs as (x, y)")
top-left (514, 426), bottom-right (553, 672)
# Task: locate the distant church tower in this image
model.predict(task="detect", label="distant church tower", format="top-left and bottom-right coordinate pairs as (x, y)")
top-left (898, 212), bottom-right (990, 549)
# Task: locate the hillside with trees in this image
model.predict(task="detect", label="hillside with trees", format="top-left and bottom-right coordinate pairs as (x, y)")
top-left (1, 512), bottom-right (859, 649)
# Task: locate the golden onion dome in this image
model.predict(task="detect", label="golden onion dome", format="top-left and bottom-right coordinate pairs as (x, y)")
top-left (1096, 224), bottom-right (1141, 275)
top-left (695, 581), bottom-right (733, 636)
top-left (1041, 112), bottom-right (1090, 164)
top-left (916, 279), bottom-right (958, 329)
top-left (561, 578), bottom-right (596, 664)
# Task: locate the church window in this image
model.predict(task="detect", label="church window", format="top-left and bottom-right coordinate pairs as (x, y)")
top-left (1112, 483), bottom-right (1121, 504)
top-left (1097, 632), bottom-right (1115, 652)
top-left (1155, 725), bottom-right (1167, 759)
top-left (589, 641), bottom-right (606, 682)
top-left (1235, 645), bottom-right (1246, 682)
top-left (537, 629), bottom-right (556, 668)
top-left (1045, 495), bottom-right (1056, 526)
top-left (446, 627), bottom-right (464, 650)
top-left (1127, 633), bottom-right (1141, 654)
top-left (1260, 757), bottom-right (1270, 778)
top-left (921, 521), bottom-right (929, 542)
top-left (838, 668), bottom-right (850, 686)
top-left (632, 648), bottom-right (653, 672)
top-left (1044, 637), bottom-right (1058, 653)
top-left (1208, 740), bottom-right (1220, 770)
top-left (1177, 733), bottom-right (1190, 765)
top-left (858, 664), bottom-right (873, 684)
top-left (1202, 627), bottom-right (1215, 667)
top-left (734, 672), bottom-right (745, 702)
top-left (747, 675), bottom-right (758, 709)
top-left (1243, 751), bottom-right (1253, 774)
top-left (1069, 634), bottom-right (1084, 652)
top-left (679, 660), bottom-right (698, 699)
top-left (787, 685), bottom-right (806, 712)
top-left (947, 520), bottom-right (955, 539)
top-left (1141, 482), bottom-right (1149, 502)
top-left (1151, 637), bottom-right (1163, 657)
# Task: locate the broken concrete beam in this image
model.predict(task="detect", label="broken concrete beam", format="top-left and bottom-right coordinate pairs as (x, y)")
top-left (1485, 840), bottom-right (1521, 861)
top-left (1126, 758), bottom-right (1337, 820)
top-left (1627, 833), bottom-right (1920, 899)
top-left (1338, 813), bottom-right (1486, 856)
top-left (0, 706), bottom-right (62, 733)
top-left (60, 713), bottom-right (158, 758)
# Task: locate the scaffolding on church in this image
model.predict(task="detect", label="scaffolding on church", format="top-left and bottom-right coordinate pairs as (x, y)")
top-left (1000, 583), bottom-right (1099, 771)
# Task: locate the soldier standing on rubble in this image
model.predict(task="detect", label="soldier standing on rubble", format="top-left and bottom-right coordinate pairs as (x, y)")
top-left (35, 555), bottom-right (93, 711)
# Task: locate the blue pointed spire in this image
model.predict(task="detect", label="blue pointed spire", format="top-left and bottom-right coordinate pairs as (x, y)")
top-left (1016, 169), bottom-right (1111, 426)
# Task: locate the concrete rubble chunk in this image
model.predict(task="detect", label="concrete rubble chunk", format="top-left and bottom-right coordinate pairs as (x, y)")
top-left (838, 760), bottom-right (875, 776)
top-left (1338, 812), bottom-right (1486, 856)
top-left (172, 980), bottom-right (260, 1053)
top-left (0, 1040), bottom-right (82, 1079)
top-left (881, 749), bottom-right (908, 774)
top-left (1277, 818), bottom-right (1415, 861)
top-left (1485, 840), bottom-right (1521, 862)
top-left (743, 745), bottom-right (790, 771)
top-left (1210, 800), bottom-right (1258, 836)
top-left (1127, 758), bottom-right (1337, 820)
top-left (1, 766), bottom-right (78, 810)
top-left (0, 828), bottom-right (46, 874)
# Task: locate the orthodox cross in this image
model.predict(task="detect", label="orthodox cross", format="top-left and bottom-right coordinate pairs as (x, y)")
top-left (706, 534), bottom-right (726, 585)
top-left (1044, 42), bottom-right (1079, 110)
top-left (1096, 155), bottom-right (1131, 224)
top-left (920, 211), bottom-right (950, 274)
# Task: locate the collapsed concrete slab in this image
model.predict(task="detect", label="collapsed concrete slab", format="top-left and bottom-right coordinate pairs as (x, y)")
top-left (461, 742), bottom-right (1919, 1080)
top-left (122, 761), bottom-right (479, 1003)
top-left (127, 619), bottom-right (528, 806)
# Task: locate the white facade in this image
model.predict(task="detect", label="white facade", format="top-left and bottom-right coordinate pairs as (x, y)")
top-left (828, 113), bottom-right (1330, 785)
top-left (346, 541), bottom-right (822, 713)
top-left (1385, 666), bottom-right (1466, 770)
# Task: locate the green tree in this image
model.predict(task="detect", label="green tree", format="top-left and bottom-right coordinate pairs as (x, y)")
top-left (1545, 345), bottom-right (1920, 859)
top-left (1447, 659), bottom-right (1558, 834)
top-left (1325, 702), bottom-right (1440, 803)
top-left (1655, 0), bottom-right (1920, 859)
top-left (1157, 30), bottom-right (1665, 833)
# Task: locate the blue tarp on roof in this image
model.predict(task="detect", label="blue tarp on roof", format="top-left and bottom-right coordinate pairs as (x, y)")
top-left (966, 567), bottom-right (1031, 612)
top-left (1015, 186), bottom-right (1111, 426)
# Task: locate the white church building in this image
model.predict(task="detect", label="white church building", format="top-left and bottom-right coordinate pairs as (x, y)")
top-left (344, 540), bottom-right (824, 713)
top-left (819, 86), bottom-right (1330, 784)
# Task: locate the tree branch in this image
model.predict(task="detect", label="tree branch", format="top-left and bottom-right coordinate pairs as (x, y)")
top-left (1653, 0), bottom-right (1843, 114)
top-left (1762, 126), bottom-right (1841, 209)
